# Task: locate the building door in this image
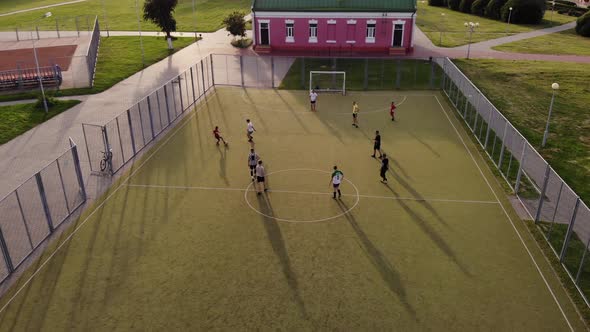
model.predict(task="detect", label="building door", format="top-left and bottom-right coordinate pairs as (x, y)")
top-left (259, 22), bottom-right (270, 45)
top-left (392, 23), bottom-right (404, 47)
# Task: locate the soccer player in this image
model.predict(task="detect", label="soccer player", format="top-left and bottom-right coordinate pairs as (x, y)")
top-left (390, 101), bottom-right (397, 121)
top-left (380, 154), bottom-right (389, 183)
top-left (247, 149), bottom-right (260, 180)
top-left (213, 126), bottom-right (228, 146)
top-left (329, 166), bottom-right (343, 199)
top-left (246, 119), bottom-right (256, 142)
top-left (310, 89), bottom-right (318, 112)
top-left (352, 101), bottom-right (359, 128)
top-left (372, 130), bottom-right (382, 159)
top-left (255, 160), bottom-right (267, 195)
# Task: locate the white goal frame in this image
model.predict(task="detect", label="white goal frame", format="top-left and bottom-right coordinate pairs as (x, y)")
top-left (309, 71), bottom-right (346, 95)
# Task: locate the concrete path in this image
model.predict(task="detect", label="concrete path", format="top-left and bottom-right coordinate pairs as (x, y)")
top-left (0, 0), bottom-right (86, 17)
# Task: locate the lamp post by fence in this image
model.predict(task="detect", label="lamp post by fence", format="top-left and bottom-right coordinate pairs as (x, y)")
top-left (464, 21), bottom-right (479, 59)
top-left (101, 0), bottom-right (109, 37)
top-left (192, 0), bottom-right (197, 39)
top-left (542, 82), bottom-right (560, 147)
top-left (440, 13), bottom-right (446, 46)
top-left (134, 0), bottom-right (145, 67)
top-left (506, 7), bottom-right (513, 33)
top-left (32, 12), bottom-right (53, 114)
top-left (550, 1), bottom-right (556, 25)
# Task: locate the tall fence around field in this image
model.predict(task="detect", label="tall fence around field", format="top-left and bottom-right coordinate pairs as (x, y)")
top-left (82, 56), bottom-right (214, 174)
top-left (0, 142), bottom-right (86, 284)
top-left (13, 15), bottom-right (97, 41)
top-left (437, 57), bottom-right (590, 304)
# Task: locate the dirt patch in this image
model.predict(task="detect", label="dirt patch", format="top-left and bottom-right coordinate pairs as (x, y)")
top-left (0, 45), bottom-right (77, 71)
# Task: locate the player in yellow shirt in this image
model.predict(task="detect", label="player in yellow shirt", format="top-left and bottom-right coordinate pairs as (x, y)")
top-left (352, 101), bottom-right (359, 128)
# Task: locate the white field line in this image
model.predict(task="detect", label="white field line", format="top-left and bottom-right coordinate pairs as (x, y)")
top-left (0, 97), bottom-right (206, 315)
top-left (434, 95), bottom-right (574, 332)
top-left (0, 0), bottom-right (86, 17)
top-left (126, 183), bottom-right (498, 204)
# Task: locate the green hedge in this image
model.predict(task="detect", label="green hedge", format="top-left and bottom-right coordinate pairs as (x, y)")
top-left (576, 11), bottom-right (590, 36)
top-left (501, 0), bottom-right (546, 23)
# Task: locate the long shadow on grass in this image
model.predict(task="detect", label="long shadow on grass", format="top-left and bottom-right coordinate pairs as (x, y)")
top-left (255, 193), bottom-right (310, 321)
top-left (335, 199), bottom-right (417, 319)
top-left (382, 183), bottom-right (472, 277)
top-left (217, 144), bottom-right (229, 186)
top-left (243, 89), bottom-right (269, 131)
top-left (273, 89), bottom-right (311, 134)
top-left (409, 131), bottom-right (442, 158)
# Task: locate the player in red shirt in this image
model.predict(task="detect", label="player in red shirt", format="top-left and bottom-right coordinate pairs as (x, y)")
top-left (213, 126), bottom-right (228, 146)
top-left (390, 101), bottom-right (396, 121)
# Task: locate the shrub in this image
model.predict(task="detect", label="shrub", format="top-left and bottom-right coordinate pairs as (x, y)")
top-left (448, 0), bottom-right (461, 10)
top-left (472, 0), bottom-right (491, 15)
top-left (501, 0), bottom-right (546, 23)
top-left (429, 0), bottom-right (447, 6)
top-left (460, 0), bottom-right (476, 12)
top-left (485, 0), bottom-right (508, 19)
top-left (576, 11), bottom-right (590, 36)
top-left (35, 95), bottom-right (58, 110)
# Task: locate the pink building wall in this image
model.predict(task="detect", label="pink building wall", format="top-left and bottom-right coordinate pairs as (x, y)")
top-left (253, 15), bottom-right (414, 53)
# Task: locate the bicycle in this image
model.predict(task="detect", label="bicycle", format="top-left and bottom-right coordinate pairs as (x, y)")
top-left (100, 149), bottom-right (113, 173)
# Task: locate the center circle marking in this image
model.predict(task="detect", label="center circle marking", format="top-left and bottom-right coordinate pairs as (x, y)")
top-left (244, 168), bottom-right (360, 223)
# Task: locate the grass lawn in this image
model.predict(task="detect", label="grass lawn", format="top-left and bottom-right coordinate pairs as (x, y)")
top-left (453, 59), bottom-right (590, 203)
top-left (279, 58), bottom-right (442, 91)
top-left (0, 99), bottom-right (80, 144)
top-left (0, 0), bottom-right (251, 32)
top-left (0, 36), bottom-right (196, 102)
top-left (0, 0), bottom-right (66, 14)
top-left (492, 29), bottom-right (590, 56)
top-left (417, 1), bottom-right (576, 47)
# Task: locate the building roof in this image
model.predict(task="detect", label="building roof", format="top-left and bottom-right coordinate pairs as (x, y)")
top-left (252, 0), bottom-right (416, 12)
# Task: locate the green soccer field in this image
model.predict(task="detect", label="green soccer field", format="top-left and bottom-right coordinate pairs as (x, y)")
top-left (0, 87), bottom-right (584, 330)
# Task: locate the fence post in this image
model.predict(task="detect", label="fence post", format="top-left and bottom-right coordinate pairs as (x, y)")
top-left (363, 58), bottom-right (369, 90)
top-left (36, 26), bottom-right (40, 40)
top-left (301, 58), bottom-right (306, 89)
top-left (484, 107), bottom-right (493, 149)
top-left (559, 198), bottom-right (580, 262)
top-left (200, 60), bottom-right (206, 92)
top-left (126, 109), bottom-right (137, 155)
top-left (75, 16), bottom-right (80, 37)
top-left (534, 164), bottom-right (552, 224)
top-left (15, 191), bottom-right (35, 249)
top-left (163, 86), bottom-right (172, 125)
top-left (497, 122), bottom-right (509, 168)
top-left (55, 18), bottom-right (60, 38)
top-left (429, 60), bottom-right (435, 89)
top-left (147, 96), bottom-right (156, 139)
top-left (177, 76), bottom-right (184, 111)
top-left (15, 27), bottom-right (19, 42)
top-left (190, 67), bottom-right (196, 103)
top-left (239, 55), bottom-right (245, 87)
top-left (35, 172), bottom-right (55, 232)
top-left (86, 16), bottom-right (90, 32)
top-left (575, 237), bottom-right (590, 283)
top-left (116, 118), bottom-right (125, 162)
top-left (70, 143), bottom-right (87, 201)
top-left (271, 56), bottom-right (275, 88)
top-left (514, 138), bottom-right (526, 195)
top-left (0, 226), bottom-right (14, 273)
top-left (463, 95), bottom-right (469, 118)
top-left (55, 159), bottom-right (71, 214)
top-left (208, 54), bottom-right (215, 87)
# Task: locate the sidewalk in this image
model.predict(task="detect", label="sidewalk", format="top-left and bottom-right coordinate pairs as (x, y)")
top-left (0, 27), bottom-right (254, 199)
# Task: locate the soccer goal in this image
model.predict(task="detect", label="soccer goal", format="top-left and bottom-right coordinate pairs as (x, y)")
top-left (309, 71), bottom-right (346, 95)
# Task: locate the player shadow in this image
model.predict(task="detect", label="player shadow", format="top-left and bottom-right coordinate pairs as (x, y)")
top-left (335, 199), bottom-right (417, 319)
top-left (242, 89), bottom-right (269, 131)
top-left (255, 194), bottom-right (310, 321)
top-left (217, 144), bottom-right (230, 186)
top-left (273, 90), bottom-right (312, 134)
top-left (381, 183), bottom-right (473, 277)
top-left (389, 158), bottom-right (412, 180)
top-left (409, 132), bottom-right (442, 158)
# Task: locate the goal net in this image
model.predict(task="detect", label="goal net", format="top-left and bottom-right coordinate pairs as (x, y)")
top-left (309, 71), bottom-right (346, 95)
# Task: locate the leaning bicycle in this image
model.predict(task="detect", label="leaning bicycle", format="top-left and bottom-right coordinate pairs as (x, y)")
top-left (100, 149), bottom-right (113, 174)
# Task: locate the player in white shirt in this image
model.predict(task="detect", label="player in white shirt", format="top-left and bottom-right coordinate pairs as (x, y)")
top-left (255, 160), bottom-right (267, 195)
top-left (247, 149), bottom-right (260, 181)
top-left (310, 89), bottom-right (318, 112)
top-left (246, 119), bottom-right (256, 142)
top-left (329, 165), bottom-right (344, 199)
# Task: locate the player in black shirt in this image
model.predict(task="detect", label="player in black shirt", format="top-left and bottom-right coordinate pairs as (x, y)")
top-left (371, 130), bottom-right (383, 159)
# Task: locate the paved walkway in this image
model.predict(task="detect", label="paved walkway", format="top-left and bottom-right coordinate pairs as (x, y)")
top-left (0, 0), bottom-right (87, 17)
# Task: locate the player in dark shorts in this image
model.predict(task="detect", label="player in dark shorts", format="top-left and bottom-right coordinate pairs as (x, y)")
top-left (255, 160), bottom-right (268, 194)
top-left (329, 166), bottom-right (344, 199)
top-left (213, 126), bottom-right (228, 146)
top-left (372, 130), bottom-right (382, 159)
top-left (248, 149), bottom-right (260, 181)
top-left (380, 154), bottom-right (389, 183)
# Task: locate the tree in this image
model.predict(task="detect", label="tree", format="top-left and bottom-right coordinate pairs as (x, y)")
top-left (500, 0), bottom-right (545, 24)
top-left (223, 11), bottom-right (247, 40)
top-left (143, 0), bottom-right (178, 49)
top-left (459, 0), bottom-right (476, 12)
top-left (485, 0), bottom-right (508, 19)
top-left (576, 11), bottom-right (590, 36)
top-left (471, 0), bottom-right (491, 15)
top-left (448, 0), bottom-right (461, 10)
top-left (428, 0), bottom-right (447, 6)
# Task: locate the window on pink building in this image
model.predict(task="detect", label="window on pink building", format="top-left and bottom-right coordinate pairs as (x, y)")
top-left (346, 24), bottom-right (355, 41)
top-left (327, 24), bottom-right (336, 41)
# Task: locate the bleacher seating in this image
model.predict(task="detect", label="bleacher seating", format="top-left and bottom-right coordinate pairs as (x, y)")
top-left (0, 66), bottom-right (62, 92)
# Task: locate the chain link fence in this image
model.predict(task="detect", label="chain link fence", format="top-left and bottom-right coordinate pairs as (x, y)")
top-left (13, 15), bottom-right (97, 41)
top-left (82, 56), bottom-right (214, 174)
top-left (437, 57), bottom-right (590, 305)
top-left (0, 141), bottom-right (86, 284)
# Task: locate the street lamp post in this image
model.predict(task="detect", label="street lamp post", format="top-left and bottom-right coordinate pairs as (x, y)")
top-left (134, 0), bottom-right (145, 67)
top-left (192, 0), bottom-right (197, 39)
top-left (506, 7), bottom-right (513, 33)
top-left (32, 12), bottom-right (53, 114)
top-left (542, 82), bottom-right (560, 147)
top-left (550, 1), bottom-right (556, 25)
top-left (464, 21), bottom-right (479, 59)
top-left (440, 13), bottom-right (446, 46)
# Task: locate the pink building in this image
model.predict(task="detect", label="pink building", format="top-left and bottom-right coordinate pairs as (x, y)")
top-left (252, 0), bottom-right (417, 55)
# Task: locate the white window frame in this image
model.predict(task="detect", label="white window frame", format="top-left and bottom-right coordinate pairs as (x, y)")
top-left (392, 21), bottom-right (405, 47)
top-left (308, 21), bottom-right (318, 43)
top-left (285, 20), bottom-right (294, 43)
top-left (327, 19), bottom-right (337, 43)
top-left (346, 21), bottom-right (356, 43)
top-left (365, 22), bottom-right (376, 43)
top-left (258, 19), bottom-right (270, 46)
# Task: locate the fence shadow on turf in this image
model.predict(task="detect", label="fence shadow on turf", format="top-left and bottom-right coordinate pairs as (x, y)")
top-left (255, 194), bottom-right (310, 322)
top-left (335, 199), bottom-right (417, 319)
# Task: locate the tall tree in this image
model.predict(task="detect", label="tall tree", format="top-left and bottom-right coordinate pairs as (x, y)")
top-left (223, 11), bottom-right (247, 40)
top-left (143, 0), bottom-right (178, 48)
